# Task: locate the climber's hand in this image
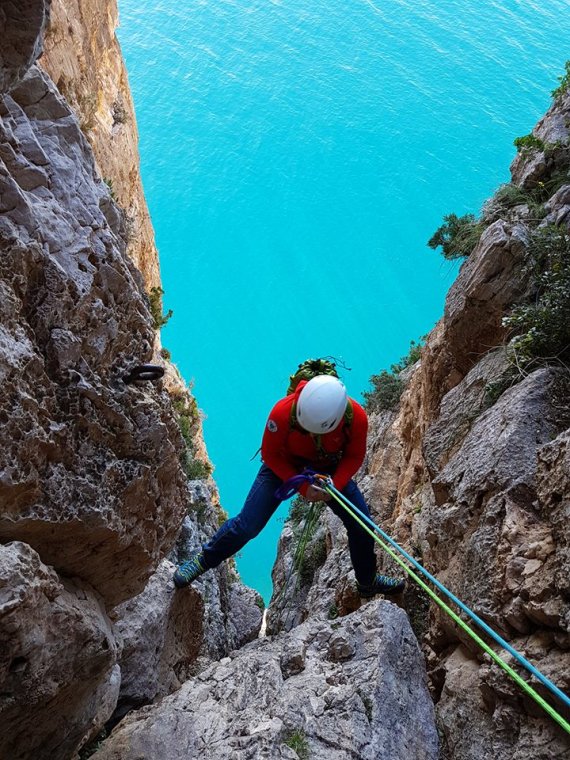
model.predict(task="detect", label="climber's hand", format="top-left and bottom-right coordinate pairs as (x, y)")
top-left (305, 485), bottom-right (330, 502)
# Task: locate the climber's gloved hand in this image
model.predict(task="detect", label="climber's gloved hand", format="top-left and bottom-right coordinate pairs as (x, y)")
top-left (305, 484), bottom-right (330, 502)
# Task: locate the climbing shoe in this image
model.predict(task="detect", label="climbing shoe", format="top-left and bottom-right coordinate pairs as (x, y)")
top-left (173, 552), bottom-right (207, 588)
top-left (357, 574), bottom-right (405, 598)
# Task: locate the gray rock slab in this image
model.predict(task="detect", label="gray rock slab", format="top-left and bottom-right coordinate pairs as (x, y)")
top-left (423, 348), bottom-right (510, 477)
top-left (431, 368), bottom-right (563, 507)
top-left (113, 559), bottom-right (205, 708)
top-left (93, 601), bottom-right (438, 760)
top-left (0, 0), bottom-right (50, 94)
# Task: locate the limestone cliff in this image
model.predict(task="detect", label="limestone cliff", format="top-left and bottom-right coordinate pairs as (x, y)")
top-left (3, 2), bottom-right (569, 759)
top-left (267, 91), bottom-right (570, 758)
top-left (40, 0), bottom-right (160, 291)
top-left (0, 3), bottom-right (261, 758)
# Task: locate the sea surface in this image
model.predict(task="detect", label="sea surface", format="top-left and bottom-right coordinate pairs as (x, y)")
top-left (117, 0), bottom-right (570, 601)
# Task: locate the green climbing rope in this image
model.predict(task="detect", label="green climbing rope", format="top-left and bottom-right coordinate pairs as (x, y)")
top-left (324, 484), bottom-right (570, 736)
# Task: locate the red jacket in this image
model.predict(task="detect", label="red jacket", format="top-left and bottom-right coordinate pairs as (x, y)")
top-left (261, 380), bottom-right (368, 495)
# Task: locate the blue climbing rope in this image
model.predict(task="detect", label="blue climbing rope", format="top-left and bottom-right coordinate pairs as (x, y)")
top-left (276, 470), bottom-right (570, 733)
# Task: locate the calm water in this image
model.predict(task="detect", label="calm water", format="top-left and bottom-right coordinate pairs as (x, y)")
top-left (117, 0), bottom-right (570, 601)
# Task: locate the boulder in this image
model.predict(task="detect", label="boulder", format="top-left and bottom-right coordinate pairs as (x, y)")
top-left (113, 559), bottom-right (204, 711)
top-left (92, 601), bottom-right (439, 760)
top-left (437, 644), bottom-right (570, 760)
top-left (0, 541), bottom-right (119, 760)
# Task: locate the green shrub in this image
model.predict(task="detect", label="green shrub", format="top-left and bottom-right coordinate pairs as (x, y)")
top-left (149, 286), bottom-right (173, 330)
top-left (215, 504), bottom-right (229, 528)
top-left (513, 133), bottom-right (545, 155)
top-left (503, 225), bottom-right (570, 364)
top-left (298, 534), bottom-right (327, 584)
top-left (283, 730), bottom-right (310, 759)
top-left (363, 370), bottom-right (404, 412)
top-left (364, 336), bottom-right (427, 412)
top-left (160, 347), bottom-right (172, 361)
top-left (427, 213), bottom-right (485, 259)
top-left (254, 594), bottom-right (265, 611)
top-left (482, 363), bottom-right (521, 407)
top-left (183, 457), bottom-right (212, 480)
top-left (391, 336), bottom-right (426, 373)
top-left (287, 496), bottom-right (309, 527)
top-left (493, 184), bottom-right (530, 207)
top-left (172, 393), bottom-right (211, 481)
top-left (102, 177), bottom-right (117, 201)
top-left (484, 183), bottom-right (546, 224)
top-left (284, 501), bottom-right (326, 596)
top-left (552, 60), bottom-right (570, 101)
top-left (173, 396), bottom-right (199, 444)
top-left (405, 339), bottom-right (423, 367)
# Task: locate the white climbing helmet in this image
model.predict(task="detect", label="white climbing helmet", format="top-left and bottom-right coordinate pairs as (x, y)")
top-left (296, 376), bottom-right (348, 434)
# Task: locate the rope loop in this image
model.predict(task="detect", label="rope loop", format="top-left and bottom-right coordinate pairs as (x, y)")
top-left (274, 470), bottom-right (317, 500)
top-left (274, 470), bottom-right (333, 501)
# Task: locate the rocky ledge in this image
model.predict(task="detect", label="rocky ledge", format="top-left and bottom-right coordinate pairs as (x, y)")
top-left (92, 600), bottom-right (439, 760)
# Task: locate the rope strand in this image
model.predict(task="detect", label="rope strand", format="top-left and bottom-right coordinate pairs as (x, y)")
top-left (322, 482), bottom-right (570, 735)
top-left (325, 481), bottom-right (570, 713)
top-left (274, 470), bottom-right (570, 735)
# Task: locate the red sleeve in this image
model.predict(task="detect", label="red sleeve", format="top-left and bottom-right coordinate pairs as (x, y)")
top-left (332, 400), bottom-right (368, 492)
top-left (261, 397), bottom-right (300, 486)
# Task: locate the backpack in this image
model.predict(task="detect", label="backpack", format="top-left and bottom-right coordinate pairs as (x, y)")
top-left (287, 358), bottom-right (341, 395)
top-left (288, 359), bottom-right (354, 460)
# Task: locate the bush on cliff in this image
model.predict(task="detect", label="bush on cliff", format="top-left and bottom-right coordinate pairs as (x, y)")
top-left (390, 336), bottom-right (426, 372)
top-left (148, 286), bottom-right (173, 330)
top-left (427, 213), bottom-right (485, 259)
top-left (485, 183), bottom-right (547, 220)
top-left (172, 393), bottom-right (212, 481)
top-left (552, 59), bottom-right (570, 101)
top-left (363, 371), bottom-right (405, 412)
top-left (513, 133), bottom-right (545, 155)
top-left (503, 224), bottom-right (570, 365)
top-left (363, 338), bottom-right (425, 413)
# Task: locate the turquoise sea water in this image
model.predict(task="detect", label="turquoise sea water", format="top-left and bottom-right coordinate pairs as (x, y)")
top-left (117, 0), bottom-right (570, 601)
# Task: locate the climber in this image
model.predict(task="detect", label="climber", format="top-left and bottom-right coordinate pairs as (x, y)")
top-left (173, 375), bottom-right (405, 597)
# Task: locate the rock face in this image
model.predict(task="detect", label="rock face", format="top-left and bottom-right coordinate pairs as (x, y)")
top-left (1, 3), bottom-right (262, 757)
top-left (0, 0), bottom-right (50, 93)
top-left (267, 506), bottom-right (366, 636)
top-left (175, 481), bottom-right (264, 662)
top-left (113, 559), bottom-right (205, 714)
top-left (266, 91), bottom-right (570, 759)
top-left (356, 95), bottom-right (570, 757)
top-left (40, 0), bottom-right (161, 290)
top-left (114, 484), bottom-right (263, 716)
top-left (92, 601), bottom-right (439, 760)
top-left (0, 61), bottom-right (188, 608)
top-left (0, 541), bottom-right (119, 760)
